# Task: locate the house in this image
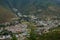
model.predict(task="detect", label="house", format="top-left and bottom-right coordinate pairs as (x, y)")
top-left (0, 35), bottom-right (11, 40)
top-left (5, 24), bottom-right (27, 33)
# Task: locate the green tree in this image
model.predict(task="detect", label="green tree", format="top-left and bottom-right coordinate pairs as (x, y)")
top-left (27, 28), bottom-right (37, 40)
top-left (26, 22), bottom-right (37, 40)
top-left (11, 34), bottom-right (18, 40)
top-left (0, 24), bottom-right (6, 30)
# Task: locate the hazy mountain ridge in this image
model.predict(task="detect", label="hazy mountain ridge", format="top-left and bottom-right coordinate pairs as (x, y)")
top-left (0, 0), bottom-right (60, 16)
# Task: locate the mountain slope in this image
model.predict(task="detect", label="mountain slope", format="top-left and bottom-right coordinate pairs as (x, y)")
top-left (0, 6), bottom-right (17, 23)
top-left (0, 0), bottom-right (60, 16)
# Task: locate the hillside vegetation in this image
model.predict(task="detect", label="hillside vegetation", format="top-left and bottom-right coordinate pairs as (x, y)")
top-left (0, 6), bottom-right (17, 23)
top-left (0, 0), bottom-right (60, 16)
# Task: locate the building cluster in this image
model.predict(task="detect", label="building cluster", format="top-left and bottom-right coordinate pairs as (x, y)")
top-left (0, 14), bottom-right (60, 40)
